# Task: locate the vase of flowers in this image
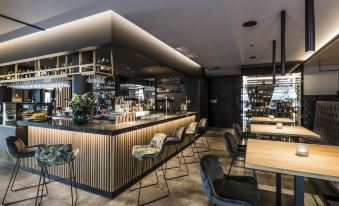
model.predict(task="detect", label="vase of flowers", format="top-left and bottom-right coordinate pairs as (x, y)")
top-left (69, 93), bottom-right (95, 124)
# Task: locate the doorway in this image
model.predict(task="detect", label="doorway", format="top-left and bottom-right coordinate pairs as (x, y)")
top-left (208, 76), bottom-right (241, 128)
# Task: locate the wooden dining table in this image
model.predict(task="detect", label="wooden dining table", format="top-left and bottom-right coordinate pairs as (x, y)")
top-left (252, 116), bottom-right (295, 124)
top-left (250, 124), bottom-right (320, 139)
top-left (245, 139), bottom-right (339, 206)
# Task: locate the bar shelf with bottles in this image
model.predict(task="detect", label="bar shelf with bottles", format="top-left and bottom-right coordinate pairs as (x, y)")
top-left (241, 73), bottom-right (302, 131)
top-left (0, 46), bottom-right (114, 85)
top-left (156, 73), bottom-right (186, 113)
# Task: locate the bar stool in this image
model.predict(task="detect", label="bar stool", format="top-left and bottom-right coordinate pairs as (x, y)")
top-left (2, 136), bottom-right (47, 205)
top-left (130, 133), bottom-right (170, 206)
top-left (34, 144), bottom-right (78, 206)
top-left (164, 127), bottom-right (189, 180)
top-left (196, 118), bottom-right (210, 153)
top-left (183, 122), bottom-right (201, 164)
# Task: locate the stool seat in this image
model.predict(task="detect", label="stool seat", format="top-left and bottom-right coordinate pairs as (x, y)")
top-left (165, 136), bottom-right (181, 145)
top-left (35, 144), bottom-right (75, 168)
top-left (131, 133), bottom-right (167, 161)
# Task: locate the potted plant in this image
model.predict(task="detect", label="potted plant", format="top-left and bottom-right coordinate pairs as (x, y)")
top-left (69, 93), bottom-right (95, 124)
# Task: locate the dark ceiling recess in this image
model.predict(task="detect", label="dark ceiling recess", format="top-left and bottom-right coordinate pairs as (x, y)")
top-left (281, 10), bottom-right (286, 76)
top-left (213, 66), bottom-right (220, 70)
top-left (272, 40), bottom-right (276, 84)
top-left (305, 0), bottom-right (315, 53)
top-left (249, 56), bottom-right (257, 59)
top-left (249, 44), bottom-right (254, 47)
top-left (243, 21), bottom-right (257, 27)
top-left (0, 14), bottom-right (45, 31)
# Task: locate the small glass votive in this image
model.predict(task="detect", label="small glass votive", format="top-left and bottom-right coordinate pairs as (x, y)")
top-left (276, 122), bottom-right (283, 129)
top-left (296, 143), bottom-right (309, 157)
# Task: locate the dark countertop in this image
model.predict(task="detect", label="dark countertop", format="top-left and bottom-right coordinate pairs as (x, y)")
top-left (16, 112), bottom-right (197, 135)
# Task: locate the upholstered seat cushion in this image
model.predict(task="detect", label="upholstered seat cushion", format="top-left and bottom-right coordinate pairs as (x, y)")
top-left (35, 144), bottom-right (75, 167)
top-left (166, 136), bottom-right (181, 145)
top-left (213, 175), bottom-right (260, 206)
top-left (132, 145), bottom-right (161, 161)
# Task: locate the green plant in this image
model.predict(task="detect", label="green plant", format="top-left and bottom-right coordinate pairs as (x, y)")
top-left (69, 93), bottom-right (95, 112)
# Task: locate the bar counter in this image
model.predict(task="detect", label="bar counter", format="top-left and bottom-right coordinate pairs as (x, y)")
top-left (10, 112), bottom-right (197, 197)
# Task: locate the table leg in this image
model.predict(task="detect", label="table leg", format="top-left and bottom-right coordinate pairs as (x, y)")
top-left (276, 173), bottom-right (281, 205)
top-left (294, 176), bottom-right (304, 206)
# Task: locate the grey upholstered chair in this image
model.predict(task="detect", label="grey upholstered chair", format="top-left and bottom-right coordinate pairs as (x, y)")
top-left (2, 136), bottom-right (46, 205)
top-left (164, 127), bottom-right (189, 180)
top-left (233, 123), bottom-right (256, 141)
top-left (200, 155), bottom-right (261, 206)
top-left (224, 132), bottom-right (246, 175)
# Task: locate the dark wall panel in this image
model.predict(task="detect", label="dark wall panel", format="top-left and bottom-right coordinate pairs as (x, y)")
top-left (0, 87), bottom-right (12, 102)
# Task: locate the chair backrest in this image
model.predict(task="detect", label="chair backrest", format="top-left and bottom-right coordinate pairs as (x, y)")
top-left (233, 123), bottom-right (243, 144)
top-left (173, 127), bottom-right (186, 142)
top-left (200, 155), bottom-right (224, 199)
top-left (224, 132), bottom-right (239, 158)
top-left (6, 136), bottom-right (26, 159)
top-left (35, 144), bottom-right (74, 167)
top-left (313, 101), bottom-right (339, 144)
top-left (186, 122), bottom-right (198, 134)
top-left (150, 133), bottom-right (167, 153)
top-left (198, 118), bottom-right (208, 134)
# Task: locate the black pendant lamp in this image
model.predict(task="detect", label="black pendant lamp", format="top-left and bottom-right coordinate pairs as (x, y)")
top-left (272, 40), bottom-right (276, 84)
top-left (305, 0), bottom-right (315, 53)
top-left (281, 10), bottom-right (286, 76)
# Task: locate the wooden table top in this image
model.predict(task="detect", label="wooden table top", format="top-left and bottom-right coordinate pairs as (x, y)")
top-left (252, 116), bottom-right (294, 124)
top-left (250, 124), bottom-right (320, 138)
top-left (245, 139), bottom-right (339, 182)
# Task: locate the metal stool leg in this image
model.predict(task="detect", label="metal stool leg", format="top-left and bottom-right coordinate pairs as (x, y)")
top-left (2, 159), bottom-right (47, 206)
top-left (164, 145), bottom-right (189, 180)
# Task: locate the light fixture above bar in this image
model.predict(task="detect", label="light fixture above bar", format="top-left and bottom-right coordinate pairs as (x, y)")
top-left (305, 0), bottom-right (315, 53)
top-left (281, 10), bottom-right (286, 76)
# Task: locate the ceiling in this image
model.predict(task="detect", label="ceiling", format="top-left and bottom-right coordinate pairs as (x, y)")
top-left (1, 0), bottom-right (339, 76)
top-left (304, 35), bottom-right (339, 67)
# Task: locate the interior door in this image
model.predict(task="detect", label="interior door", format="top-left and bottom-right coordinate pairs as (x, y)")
top-left (208, 76), bottom-right (241, 128)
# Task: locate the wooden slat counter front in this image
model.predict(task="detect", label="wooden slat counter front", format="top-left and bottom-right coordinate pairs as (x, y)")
top-left (14, 113), bottom-right (197, 197)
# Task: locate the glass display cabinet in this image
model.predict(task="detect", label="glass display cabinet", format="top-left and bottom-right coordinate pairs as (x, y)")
top-left (0, 102), bottom-right (17, 126)
top-left (241, 73), bottom-right (302, 131)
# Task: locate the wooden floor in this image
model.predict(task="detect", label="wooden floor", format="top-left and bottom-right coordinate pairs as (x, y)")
top-left (0, 128), bottom-right (338, 206)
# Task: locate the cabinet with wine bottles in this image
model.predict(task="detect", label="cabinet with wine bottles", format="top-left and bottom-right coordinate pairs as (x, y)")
top-left (241, 73), bottom-right (302, 131)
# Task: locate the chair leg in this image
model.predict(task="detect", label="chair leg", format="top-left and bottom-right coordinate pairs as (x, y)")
top-left (165, 145), bottom-right (189, 180)
top-left (228, 157), bottom-right (235, 176)
top-left (69, 162), bottom-right (77, 206)
top-left (2, 159), bottom-right (47, 206)
top-left (130, 159), bottom-right (159, 192)
top-left (35, 168), bottom-right (44, 206)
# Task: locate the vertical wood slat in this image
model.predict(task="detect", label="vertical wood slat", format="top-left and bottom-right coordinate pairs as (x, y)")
top-left (22, 115), bottom-right (196, 192)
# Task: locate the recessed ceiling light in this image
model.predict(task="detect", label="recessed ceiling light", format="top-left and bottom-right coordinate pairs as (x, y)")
top-left (126, 67), bottom-right (130, 70)
top-left (149, 69), bottom-right (153, 72)
top-left (243, 21), bottom-right (257, 27)
top-left (249, 56), bottom-right (257, 59)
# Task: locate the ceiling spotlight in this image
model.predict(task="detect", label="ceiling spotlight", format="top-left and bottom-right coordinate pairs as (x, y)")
top-left (249, 56), bottom-right (257, 59)
top-left (243, 21), bottom-right (257, 27)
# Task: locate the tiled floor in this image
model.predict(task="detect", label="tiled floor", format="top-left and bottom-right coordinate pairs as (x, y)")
top-left (0, 128), bottom-right (335, 206)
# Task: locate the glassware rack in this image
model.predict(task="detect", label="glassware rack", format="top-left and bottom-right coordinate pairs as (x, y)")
top-left (241, 73), bottom-right (302, 131)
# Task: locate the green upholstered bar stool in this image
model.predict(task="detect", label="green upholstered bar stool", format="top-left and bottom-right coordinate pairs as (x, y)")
top-left (183, 122), bottom-right (201, 163)
top-left (34, 144), bottom-right (78, 206)
top-left (130, 133), bottom-right (170, 206)
top-left (2, 136), bottom-right (47, 205)
top-left (195, 118), bottom-right (210, 153)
